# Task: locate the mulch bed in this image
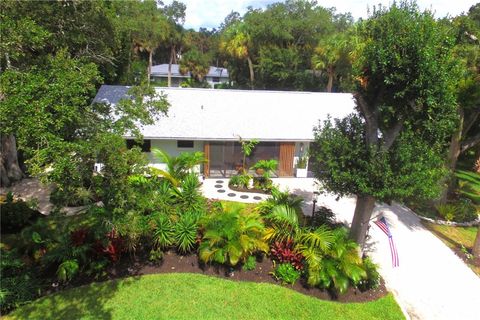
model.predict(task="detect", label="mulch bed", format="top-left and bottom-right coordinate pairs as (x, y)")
top-left (228, 185), bottom-right (271, 195)
top-left (101, 250), bottom-right (388, 303)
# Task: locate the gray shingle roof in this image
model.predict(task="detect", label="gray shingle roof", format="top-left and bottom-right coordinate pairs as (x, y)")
top-left (150, 64), bottom-right (229, 78)
top-left (93, 85), bottom-right (355, 141)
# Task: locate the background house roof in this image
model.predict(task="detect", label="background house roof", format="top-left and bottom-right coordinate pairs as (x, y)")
top-left (150, 64), bottom-right (229, 78)
top-left (93, 85), bottom-right (355, 141)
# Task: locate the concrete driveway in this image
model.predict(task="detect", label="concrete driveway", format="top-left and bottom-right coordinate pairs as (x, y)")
top-left (272, 178), bottom-right (480, 320)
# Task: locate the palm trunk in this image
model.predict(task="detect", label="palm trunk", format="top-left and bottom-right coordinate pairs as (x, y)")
top-left (1, 134), bottom-right (24, 187)
top-left (247, 56), bottom-right (254, 90)
top-left (326, 67), bottom-right (334, 92)
top-left (147, 50), bottom-right (153, 83)
top-left (350, 195), bottom-right (376, 250)
top-left (168, 46), bottom-right (175, 87)
top-left (473, 227), bottom-right (480, 259)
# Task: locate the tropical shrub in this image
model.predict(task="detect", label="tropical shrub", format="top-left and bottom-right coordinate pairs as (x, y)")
top-left (311, 206), bottom-right (336, 227)
top-left (273, 263), bottom-right (301, 285)
top-left (229, 174), bottom-right (251, 189)
top-left (0, 194), bottom-right (39, 233)
top-left (270, 239), bottom-right (304, 270)
top-left (151, 148), bottom-right (205, 185)
top-left (358, 257), bottom-right (381, 291)
top-left (455, 198), bottom-right (478, 222)
top-left (436, 200), bottom-right (478, 222)
top-left (50, 186), bottom-right (93, 207)
top-left (253, 177), bottom-right (273, 192)
top-left (251, 159), bottom-right (278, 179)
top-left (263, 205), bottom-right (300, 243)
top-left (436, 203), bottom-right (457, 221)
top-left (0, 246), bottom-right (40, 314)
top-left (296, 227), bottom-right (366, 294)
top-left (176, 173), bottom-right (206, 213)
top-left (151, 213), bottom-right (175, 249)
top-left (257, 187), bottom-right (303, 217)
top-left (242, 255), bottom-right (257, 271)
top-left (199, 203), bottom-right (269, 266)
top-left (174, 212), bottom-right (199, 254)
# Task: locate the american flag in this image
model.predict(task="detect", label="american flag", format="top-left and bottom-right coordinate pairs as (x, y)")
top-left (374, 216), bottom-right (399, 268)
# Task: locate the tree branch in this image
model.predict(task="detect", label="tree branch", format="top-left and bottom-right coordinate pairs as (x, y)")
top-left (382, 120), bottom-right (404, 150)
top-left (462, 107), bottom-right (480, 139)
top-left (354, 93), bottom-right (378, 146)
top-left (461, 131), bottom-right (480, 153)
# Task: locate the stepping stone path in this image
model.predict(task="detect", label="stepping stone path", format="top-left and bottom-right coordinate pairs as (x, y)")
top-left (240, 195), bottom-right (249, 199)
top-left (216, 180), bottom-right (224, 183)
top-left (217, 189), bottom-right (225, 193)
top-left (214, 184), bottom-right (223, 188)
top-left (253, 196), bottom-right (262, 200)
top-left (228, 193), bottom-right (236, 197)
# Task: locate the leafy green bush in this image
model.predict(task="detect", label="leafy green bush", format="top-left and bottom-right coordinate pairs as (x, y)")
top-left (0, 246), bottom-right (40, 313)
top-left (229, 174), bottom-right (251, 189)
top-left (242, 255), bottom-right (257, 271)
top-left (50, 186), bottom-right (93, 207)
top-left (436, 200), bottom-right (478, 222)
top-left (296, 156), bottom-right (308, 169)
top-left (273, 263), bottom-right (301, 285)
top-left (358, 257), bottom-right (381, 291)
top-left (455, 198), bottom-right (478, 222)
top-left (199, 203), bottom-right (268, 266)
top-left (0, 195), bottom-right (39, 233)
top-left (251, 159), bottom-right (278, 179)
top-left (436, 204), bottom-right (457, 221)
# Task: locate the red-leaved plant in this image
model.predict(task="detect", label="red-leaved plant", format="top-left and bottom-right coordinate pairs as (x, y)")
top-left (70, 228), bottom-right (89, 247)
top-left (93, 228), bottom-right (124, 262)
top-left (270, 239), bottom-right (304, 270)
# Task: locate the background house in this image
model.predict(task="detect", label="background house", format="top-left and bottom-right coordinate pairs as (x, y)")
top-left (150, 64), bottom-right (229, 88)
top-left (93, 86), bottom-right (355, 177)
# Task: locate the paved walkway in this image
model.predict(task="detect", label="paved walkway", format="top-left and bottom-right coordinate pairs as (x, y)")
top-left (203, 178), bottom-right (480, 320)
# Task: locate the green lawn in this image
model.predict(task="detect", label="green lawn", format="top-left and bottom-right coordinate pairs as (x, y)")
top-left (5, 273), bottom-right (405, 320)
top-left (423, 222), bottom-right (479, 275)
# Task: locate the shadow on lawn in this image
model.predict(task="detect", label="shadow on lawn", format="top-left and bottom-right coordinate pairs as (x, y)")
top-left (8, 277), bottom-right (139, 320)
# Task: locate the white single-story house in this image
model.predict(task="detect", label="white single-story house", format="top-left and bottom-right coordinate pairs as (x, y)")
top-left (93, 85), bottom-right (355, 178)
top-left (150, 64), bottom-right (229, 88)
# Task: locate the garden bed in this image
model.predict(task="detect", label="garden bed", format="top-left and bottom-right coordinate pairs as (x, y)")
top-left (228, 184), bottom-right (272, 195)
top-left (84, 250), bottom-right (388, 303)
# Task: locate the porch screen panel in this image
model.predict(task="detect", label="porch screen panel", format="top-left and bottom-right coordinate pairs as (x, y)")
top-left (278, 142), bottom-right (295, 176)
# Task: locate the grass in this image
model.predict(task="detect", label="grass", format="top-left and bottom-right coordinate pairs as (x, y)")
top-left (423, 221), bottom-right (480, 275)
top-left (5, 273), bottom-right (405, 320)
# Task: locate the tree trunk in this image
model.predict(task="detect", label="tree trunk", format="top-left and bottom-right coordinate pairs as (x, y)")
top-left (247, 56), bottom-right (254, 90)
top-left (1, 134), bottom-right (24, 187)
top-left (168, 46), bottom-right (175, 87)
top-left (326, 67), bottom-right (334, 92)
top-left (350, 195), bottom-right (376, 250)
top-left (147, 50), bottom-right (153, 83)
top-left (439, 110), bottom-right (464, 204)
top-left (473, 227), bottom-right (480, 259)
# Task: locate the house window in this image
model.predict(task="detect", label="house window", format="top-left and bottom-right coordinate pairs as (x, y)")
top-left (126, 139), bottom-right (151, 152)
top-left (177, 140), bottom-right (194, 148)
top-left (212, 77), bottom-right (220, 83)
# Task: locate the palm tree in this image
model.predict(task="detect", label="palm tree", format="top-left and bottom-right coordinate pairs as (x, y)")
top-left (312, 33), bottom-right (350, 92)
top-left (151, 148), bottom-right (205, 186)
top-left (131, 0), bottom-right (168, 82)
top-left (220, 21), bottom-right (255, 89)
